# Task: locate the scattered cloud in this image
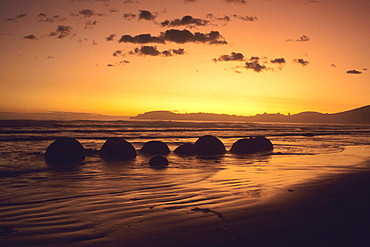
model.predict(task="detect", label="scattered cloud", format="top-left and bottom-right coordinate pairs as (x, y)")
top-left (107, 60), bottom-right (130, 67)
top-left (163, 29), bottom-right (227, 44)
top-left (84, 20), bottom-right (98, 29)
top-left (106, 33), bottom-right (116, 41)
top-left (71, 9), bottom-right (103, 18)
top-left (161, 15), bottom-right (210, 27)
top-left (244, 57), bottom-right (267, 72)
top-left (138, 10), bottom-right (156, 21)
top-left (293, 58), bottom-right (309, 66)
top-left (37, 13), bottom-right (67, 23)
top-left (123, 13), bottom-right (136, 20)
top-left (46, 25), bottom-right (74, 39)
top-left (206, 14), bottom-right (257, 25)
top-left (213, 54), bottom-right (289, 72)
top-left (285, 35), bottom-right (310, 42)
top-left (123, 0), bottom-right (139, 3)
top-left (23, 35), bottom-right (38, 40)
top-left (119, 29), bottom-right (227, 45)
top-left (119, 33), bottom-right (165, 44)
top-left (346, 69), bottom-right (362, 74)
top-left (113, 50), bottom-right (124, 56)
top-left (4, 13), bottom-right (27, 22)
top-left (212, 52), bottom-right (245, 62)
top-left (270, 58), bottom-right (286, 64)
top-left (128, 46), bottom-right (185, 57)
top-left (225, 0), bottom-right (247, 4)
top-left (296, 35), bottom-right (310, 42)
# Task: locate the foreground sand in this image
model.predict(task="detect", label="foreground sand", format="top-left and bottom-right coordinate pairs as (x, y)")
top-left (81, 162), bottom-right (370, 247)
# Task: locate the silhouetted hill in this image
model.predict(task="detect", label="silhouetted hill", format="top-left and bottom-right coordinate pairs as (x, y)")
top-left (131, 105), bottom-right (370, 124)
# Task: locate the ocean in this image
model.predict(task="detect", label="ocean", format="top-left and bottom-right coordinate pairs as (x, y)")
top-left (1, 120), bottom-right (369, 246)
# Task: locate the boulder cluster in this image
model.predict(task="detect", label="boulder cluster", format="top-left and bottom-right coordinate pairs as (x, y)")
top-left (44, 135), bottom-right (273, 167)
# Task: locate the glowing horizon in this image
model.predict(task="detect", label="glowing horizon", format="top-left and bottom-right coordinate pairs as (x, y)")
top-left (0, 0), bottom-right (369, 117)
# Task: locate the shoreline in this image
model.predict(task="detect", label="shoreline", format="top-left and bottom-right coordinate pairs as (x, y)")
top-left (81, 160), bottom-right (370, 247)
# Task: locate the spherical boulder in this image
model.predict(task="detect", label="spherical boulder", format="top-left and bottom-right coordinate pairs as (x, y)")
top-left (100, 138), bottom-right (136, 160)
top-left (149, 155), bottom-right (169, 168)
top-left (44, 137), bottom-right (85, 164)
top-left (174, 143), bottom-right (195, 155)
top-left (140, 141), bottom-right (170, 155)
top-left (194, 135), bottom-right (226, 155)
top-left (230, 136), bottom-right (273, 154)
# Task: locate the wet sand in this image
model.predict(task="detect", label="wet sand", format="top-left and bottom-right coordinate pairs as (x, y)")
top-left (1, 155), bottom-right (369, 247)
top-left (79, 162), bottom-right (370, 247)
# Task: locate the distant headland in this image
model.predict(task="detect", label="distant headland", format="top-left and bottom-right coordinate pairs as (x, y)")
top-left (131, 105), bottom-right (370, 124)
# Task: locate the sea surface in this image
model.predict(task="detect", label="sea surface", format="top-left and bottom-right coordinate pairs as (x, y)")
top-left (0, 120), bottom-right (369, 246)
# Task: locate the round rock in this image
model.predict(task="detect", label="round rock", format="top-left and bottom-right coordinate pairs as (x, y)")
top-left (230, 136), bottom-right (273, 154)
top-left (194, 135), bottom-right (226, 155)
top-left (140, 141), bottom-right (170, 155)
top-left (44, 137), bottom-right (85, 164)
top-left (100, 138), bottom-right (136, 160)
top-left (149, 155), bottom-right (169, 168)
top-left (174, 143), bottom-right (195, 155)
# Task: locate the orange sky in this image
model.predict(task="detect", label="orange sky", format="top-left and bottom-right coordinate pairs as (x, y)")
top-left (0, 0), bottom-right (369, 116)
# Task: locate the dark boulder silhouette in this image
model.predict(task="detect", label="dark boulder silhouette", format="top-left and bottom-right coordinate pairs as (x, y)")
top-left (230, 136), bottom-right (273, 154)
top-left (140, 141), bottom-right (170, 155)
top-left (99, 138), bottom-right (136, 160)
top-left (44, 137), bottom-right (85, 164)
top-left (174, 143), bottom-right (196, 155)
top-left (149, 155), bottom-right (169, 168)
top-left (194, 135), bottom-right (226, 155)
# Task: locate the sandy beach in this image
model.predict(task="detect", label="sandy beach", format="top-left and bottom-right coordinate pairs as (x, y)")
top-left (81, 163), bottom-right (369, 247)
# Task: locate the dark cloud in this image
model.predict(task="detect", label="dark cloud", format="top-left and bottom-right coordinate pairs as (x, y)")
top-left (293, 58), bottom-right (309, 66)
top-left (163, 29), bottom-right (227, 44)
top-left (128, 46), bottom-right (186, 57)
top-left (296, 35), bottom-right (310, 42)
top-left (107, 60), bottom-right (130, 67)
top-left (270, 58), bottom-right (286, 64)
top-left (4, 13), bottom-right (27, 22)
top-left (172, 48), bottom-right (185, 55)
top-left (225, 0), bottom-right (247, 4)
top-left (119, 29), bottom-right (227, 45)
top-left (346, 69), bottom-right (362, 74)
top-left (84, 20), bottom-right (97, 29)
top-left (236, 15), bottom-right (258, 21)
top-left (46, 25), bottom-right (73, 39)
top-left (72, 9), bottom-right (103, 18)
top-left (123, 13), bottom-right (136, 20)
top-left (244, 57), bottom-right (267, 72)
top-left (106, 33), bottom-right (116, 41)
top-left (138, 10), bottom-right (156, 21)
top-left (23, 35), bottom-right (38, 40)
top-left (113, 50), bottom-right (124, 56)
top-left (71, 0), bottom-right (110, 2)
top-left (119, 33), bottom-right (165, 44)
top-left (212, 52), bottom-right (245, 62)
top-left (161, 15), bottom-right (209, 27)
top-left (205, 14), bottom-right (257, 26)
top-left (286, 35), bottom-right (310, 42)
top-left (123, 0), bottom-right (139, 3)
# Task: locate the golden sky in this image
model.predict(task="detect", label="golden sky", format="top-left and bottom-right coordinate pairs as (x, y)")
top-left (0, 0), bottom-right (369, 116)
